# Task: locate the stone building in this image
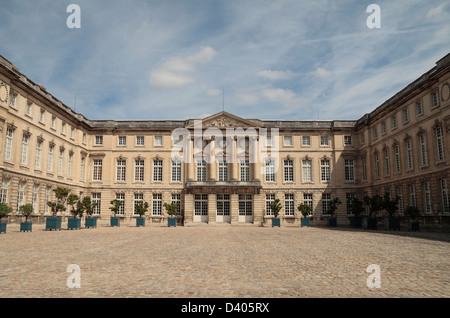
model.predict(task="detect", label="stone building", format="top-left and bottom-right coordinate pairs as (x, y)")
top-left (1, 52), bottom-right (449, 228)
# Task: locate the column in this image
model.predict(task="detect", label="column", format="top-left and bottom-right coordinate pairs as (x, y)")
top-left (251, 136), bottom-right (261, 182)
top-left (231, 138), bottom-right (238, 181)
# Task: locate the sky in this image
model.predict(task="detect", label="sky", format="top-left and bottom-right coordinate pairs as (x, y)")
top-left (0, 0), bottom-right (449, 121)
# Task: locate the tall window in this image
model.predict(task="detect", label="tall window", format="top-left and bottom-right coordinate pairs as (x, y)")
top-left (17, 182), bottom-right (25, 209)
top-left (135, 159), bottom-right (144, 182)
top-left (153, 160), bottom-right (163, 182)
top-left (423, 182), bottom-right (432, 214)
top-left (68, 153), bottom-right (73, 178)
top-left (44, 186), bottom-right (50, 214)
top-left (265, 159), bottom-right (275, 182)
top-left (171, 159), bottom-right (181, 182)
top-left (32, 184), bottom-right (39, 214)
top-left (240, 160), bottom-right (250, 182)
top-left (92, 193), bottom-right (101, 215)
top-left (217, 194), bottom-right (230, 216)
top-left (394, 145), bottom-right (401, 173)
top-left (197, 160), bottom-right (206, 181)
top-left (115, 193), bottom-right (125, 215)
top-left (391, 116), bottom-right (397, 129)
top-left (415, 101), bottom-right (423, 116)
top-left (4, 128), bottom-right (14, 161)
top-left (285, 194), bottom-right (294, 216)
top-left (194, 194), bottom-right (208, 216)
top-left (346, 193), bottom-right (356, 215)
top-left (58, 149), bottom-right (64, 176)
top-left (116, 159), bottom-right (126, 182)
top-left (80, 157), bottom-right (85, 181)
top-left (384, 149), bottom-right (390, 175)
top-left (397, 187), bottom-right (404, 214)
top-left (374, 152), bottom-right (380, 178)
top-left (47, 145), bottom-right (54, 172)
top-left (93, 159), bottom-right (103, 181)
top-left (239, 194), bottom-right (253, 217)
top-left (9, 92), bottom-right (17, 107)
top-left (265, 194), bottom-right (275, 216)
top-left (218, 160), bottom-right (228, 182)
top-left (35, 140), bottom-right (42, 169)
top-left (431, 90), bottom-right (440, 108)
top-left (403, 108), bottom-right (409, 123)
top-left (344, 159), bottom-right (355, 181)
top-left (284, 159), bottom-right (293, 182)
top-left (20, 134), bottom-right (29, 165)
top-left (320, 159), bottom-right (330, 182)
top-left (441, 179), bottom-right (449, 213)
top-left (419, 134), bottom-right (428, 166)
top-left (409, 185), bottom-right (416, 207)
top-left (302, 159), bottom-right (312, 183)
top-left (303, 193), bottom-right (313, 215)
top-left (436, 126), bottom-right (445, 162)
top-left (40, 109), bottom-right (45, 122)
top-left (172, 193), bottom-right (181, 214)
top-left (134, 193), bottom-right (144, 215)
top-left (322, 193), bottom-right (331, 215)
top-left (153, 193), bottom-right (162, 216)
top-left (406, 140), bottom-right (413, 170)
top-left (0, 179), bottom-right (9, 203)
top-left (362, 157), bottom-right (367, 181)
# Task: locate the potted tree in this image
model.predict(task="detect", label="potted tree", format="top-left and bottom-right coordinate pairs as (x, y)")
top-left (0, 202), bottom-right (12, 234)
top-left (46, 187), bottom-right (69, 231)
top-left (109, 199), bottom-right (122, 227)
top-left (348, 197), bottom-right (364, 229)
top-left (297, 203), bottom-right (312, 227)
top-left (164, 202), bottom-right (180, 227)
top-left (19, 203), bottom-right (34, 232)
top-left (269, 198), bottom-right (282, 227)
top-left (363, 195), bottom-right (382, 230)
top-left (67, 193), bottom-right (82, 230)
top-left (134, 201), bottom-right (149, 227)
top-left (404, 206), bottom-right (421, 232)
top-left (83, 196), bottom-right (97, 228)
top-left (327, 197), bottom-right (341, 227)
top-left (382, 192), bottom-right (400, 231)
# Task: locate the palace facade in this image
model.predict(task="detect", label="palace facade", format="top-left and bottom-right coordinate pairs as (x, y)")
top-left (1, 52), bottom-right (450, 227)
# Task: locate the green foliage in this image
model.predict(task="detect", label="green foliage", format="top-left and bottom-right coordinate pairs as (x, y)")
top-left (347, 197), bottom-right (364, 217)
top-left (0, 202), bottom-right (13, 220)
top-left (404, 206), bottom-right (421, 220)
top-left (81, 196), bottom-right (96, 216)
top-left (18, 203), bottom-right (34, 221)
top-left (67, 194), bottom-right (82, 218)
top-left (134, 201), bottom-right (149, 218)
top-left (382, 192), bottom-right (399, 217)
top-left (164, 202), bottom-right (180, 218)
top-left (328, 197), bottom-right (342, 216)
top-left (109, 199), bottom-right (122, 217)
top-left (269, 198), bottom-right (282, 218)
top-left (47, 187), bottom-right (70, 217)
top-left (297, 203), bottom-right (311, 217)
top-left (363, 194), bottom-right (383, 216)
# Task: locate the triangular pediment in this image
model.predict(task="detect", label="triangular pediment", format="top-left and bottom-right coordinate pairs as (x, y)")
top-left (185, 111), bottom-right (260, 129)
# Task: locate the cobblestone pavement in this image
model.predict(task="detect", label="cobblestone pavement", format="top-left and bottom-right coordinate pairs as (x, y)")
top-left (0, 223), bottom-right (449, 298)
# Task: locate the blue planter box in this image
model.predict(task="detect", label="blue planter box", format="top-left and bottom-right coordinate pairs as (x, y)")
top-left (301, 218), bottom-right (310, 227)
top-left (68, 218), bottom-right (81, 230)
top-left (272, 218), bottom-right (280, 227)
top-left (85, 217), bottom-right (97, 228)
top-left (388, 217), bottom-right (400, 231)
top-left (409, 221), bottom-right (420, 232)
top-left (110, 217), bottom-right (120, 227)
top-left (349, 217), bottom-right (362, 229)
top-left (0, 222), bottom-right (6, 234)
top-left (327, 218), bottom-right (337, 227)
top-left (168, 218), bottom-right (177, 227)
top-left (46, 217), bottom-right (62, 231)
top-left (366, 217), bottom-right (378, 230)
top-left (136, 218), bottom-right (145, 227)
top-left (20, 222), bottom-right (32, 232)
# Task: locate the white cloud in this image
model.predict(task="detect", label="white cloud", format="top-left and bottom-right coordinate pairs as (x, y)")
top-left (427, 3), bottom-right (448, 19)
top-left (206, 88), bottom-right (221, 96)
top-left (149, 46), bottom-right (217, 89)
top-left (257, 70), bottom-right (292, 80)
top-left (234, 93), bottom-right (259, 105)
top-left (261, 88), bottom-right (308, 109)
top-left (314, 67), bottom-right (332, 79)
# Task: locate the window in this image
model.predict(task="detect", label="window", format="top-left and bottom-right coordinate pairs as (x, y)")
top-left (35, 140), bottom-right (42, 170)
top-left (135, 159), bottom-right (145, 182)
top-left (217, 194), bottom-right (230, 216)
top-left (320, 159), bottom-right (330, 182)
top-left (44, 186), bottom-right (50, 214)
top-left (82, 133), bottom-right (86, 144)
top-left (40, 109), bottom-right (45, 122)
top-left (114, 193), bottom-right (125, 215)
top-left (240, 160), bottom-right (250, 182)
top-left (153, 160), bottom-right (163, 182)
top-left (95, 136), bottom-right (103, 145)
top-left (431, 90), bottom-right (440, 108)
top-left (0, 179), bottom-right (9, 203)
top-left (61, 122), bottom-right (66, 135)
top-left (302, 159), bottom-right (312, 183)
top-left (402, 108), bottom-right (409, 123)
top-left (92, 193), bottom-right (101, 215)
top-left (70, 127), bottom-right (74, 139)
top-left (68, 153), bottom-right (73, 178)
top-left (283, 136), bottom-right (292, 147)
top-left (93, 159), bottom-right (103, 181)
top-left (362, 157), bottom-right (367, 181)
top-left (394, 145), bottom-right (401, 173)
top-left (346, 193), bottom-right (356, 215)
top-left (344, 135), bottom-right (352, 146)
top-left (424, 182), bottom-right (432, 214)
top-left (302, 136), bottom-right (311, 146)
top-left (218, 160), bottom-right (228, 182)
top-left (17, 182), bottom-right (25, 209)
top-left (285, 194), bottom-right (294, 216)
top-left (197, 160), bottom-right (206, 181)
top-left (373, 127), bottom-right (378, 139)
top-left (265, 159), bottom-right (275, 182)
top-left (436, 126), bottom-right (445, 162)
top-left (26, 101), bottom-right (32, 115)
top-left (409, 185), bottom-right (416, 207)
top-left (397, 187), bottom-right (404, 214)
top-left (80, 157), bottom-right (85, 181)
top-left (320, 136), bottom-right (328, 146)
top-left (154, 136), bottom-right (163, 146)
top-left (419, 134), bottom-right (428, 166)
top-left (136, 136), bottom-right (144, 146)
top-left (416, 101), bottom-right (423, 116)
top-left (303, 193), bottom-right (313, 215)
top-left (118, 136), bottom-right (126, 146)
top-left (47, 145), bottom-right (54, 172)
top-left (20, 134), bottom-right (29, 165)
top-left (58, 149), bottom-right (64, 176)
top-left (344, 159), bottom-right (355, 181)
top-left (171, 159), bottom-right (181, 182)
top-left (441, 179), bottom-right (449, 213)
top-left (374, 152), bottom-right (380, 179)
top-left (406, 139), bottom-right (413, 170)
top-left (391, 116), bottom-right (397, 130)
top-left (265, 135), bottom-right (273, 147)
top-left (284, 159), bottom-right (293, 182)
top-left (381, 122), bottom-right (387, 134)
top-left (322, 193), bottom-right (331, 215)
top-left (51, 116), bottom-right (56, 129)
top-left (239, 194), bottom-right (253, 216)
top-left (194, 194), bottom-right (208, 216)
top-left (172, 194), bottom-right (181, 214)
top-left (360, 132), bottom-right (365, 145)
top-left (384, 149), bottom-right (390, 175)
top-left (134, 193), bottom-right (144, 215)
top-left (4, 128), bottom-right (14, 161)
top-left (9, 92), bottom-right (17, 107)
top-left (32, 184), bottom-right (39, 214)
top-left (265, 194), bottom-right (275, 216)
top-left (116, 159), bottom-right (126, 182)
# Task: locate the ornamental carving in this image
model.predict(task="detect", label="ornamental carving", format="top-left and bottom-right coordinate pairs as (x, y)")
top-left (207, 116), bottom-right (240, 128)
top-left (0, 82), bottom-right (8, 103)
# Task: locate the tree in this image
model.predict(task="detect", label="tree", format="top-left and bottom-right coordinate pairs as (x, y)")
top-left (134, 201), bottom-right (149, 218)
top-left (19, 204), bottom-right (34, 222)
top-left (363, 194), bottom-right (383, 217)
top-left (404, 206), bottom-right (421, 221)
top-left (348, 197), bottom-right (364, 217)
top-left (82, 196), bottom-right (96, 217)
top-left (328, 197), bottom-right (342, 217)
top-left (382, 192), bottom-right (399, 217)
top-left (110, 199), bottom-right (122, 217)
top-left (269, 198), bottom-right (282, 218)
top-left (164, 202), bottom-right (180, 218)
top-left (67, 194), bottom-right (82, 218)
top-left (47, 187), bottom-right (70, 217)
top-left (0, 202), bottom-right (12, 221)
top-left (297, 203), bottom-right (312, 218)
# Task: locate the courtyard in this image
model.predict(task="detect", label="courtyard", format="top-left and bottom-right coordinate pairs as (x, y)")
top-left (0, 223), bottom-right (449, 298)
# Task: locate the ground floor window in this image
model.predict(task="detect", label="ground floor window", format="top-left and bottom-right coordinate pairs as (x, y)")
top-left (303, 193), bottom-right (313, 216)
top-left (194, 194), bottom-right (208, 216)
top-left (285, 194), bottom-right (294, 216)
top-left (172, 193), bottom-right (181, 214)
top-left (346, 193), bottom-right (356, 215)
top-left (217, 194), bottom-right (230, 216)
top-left (322, 193), bottom-right (331, 215)
top-left (93, 193), bottom-right (101, 215)
top-left (265, 194), bottom-right (275, 216)
top-left (153, 193), bottom-right (162, 216)
top-left (134, 193), bottom-right (143, 215)
top-left (239, 194), bottom-right (252, 216)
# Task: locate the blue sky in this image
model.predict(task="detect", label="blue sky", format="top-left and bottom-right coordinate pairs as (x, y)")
top-left (0, 0), bottom-right (449, 121)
